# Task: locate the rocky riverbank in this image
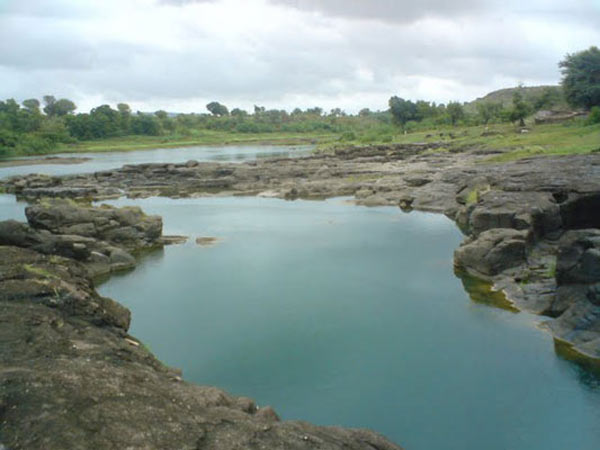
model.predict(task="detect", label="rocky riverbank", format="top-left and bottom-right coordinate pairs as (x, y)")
top-left (1, 141), bottom-right (599, 447)
top-left (0, 200), bottom-right (402, 449)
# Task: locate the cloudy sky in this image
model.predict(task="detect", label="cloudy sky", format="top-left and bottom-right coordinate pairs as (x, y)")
top-left (1, 0), bottom-right (599, 114)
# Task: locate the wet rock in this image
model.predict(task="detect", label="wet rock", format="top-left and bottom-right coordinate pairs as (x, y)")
top-left (454, 229), bottom-right (529, 276)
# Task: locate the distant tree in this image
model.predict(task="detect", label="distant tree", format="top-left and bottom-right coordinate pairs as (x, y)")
top-left (476, 102), bottom-right (503, 124)
top-left (206, 101), bottom-right (229, 116)
top-left (533, 87), bottom-right (562, 111)
top-left (53, 99), bottom-right (76, 116)
top-left (305, 107), bottom-right (323, 116)
top-left (388, 96), bottom-right (416, 127)
top-left (42, 95), bottom-right (56, 115)
top-left (117, 103), bottom-right (131, 114)
top-left (43, 95), bottom-right (76, 117)
top-left (508, 89), bottom-right (531, 127)
top-left (358, 108), bottom-right (371, 117)
top-left (329, 108), bottom-right (344, 117)
top-left (291, 107), bottom-right (303, 116)
top-left (253, 105), bottom-right (266, 115)
top-left (131, 112), bottom-right (161, 135)
top-left (560, 46), bottom-right (600, 110)
top-left (22, 98), bottom-right (40, 113)
top-left (230, 108), bottom-right (248, 117)
top-left (154, 110), bottom-right (168, 120)
top-left (414, 100), bottom-right (435, 121)
top-left (446, 102), bottom-right (464, 126)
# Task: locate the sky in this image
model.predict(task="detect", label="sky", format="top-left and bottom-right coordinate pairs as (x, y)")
top-left (1, 0), bottom-right (599, 114)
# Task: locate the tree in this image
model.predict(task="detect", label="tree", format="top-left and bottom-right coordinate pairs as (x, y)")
top-left (117, 103), bottom-right (131, 114)
top-left (446, 102), bottom-right (464, 126)
top-left (43, 95), bottom-right (76, 116)
top-left (476, 102), bottom-right (502, 124)
top-left (560, 46), bottom-right (600, 110)
top-left (388, 96), bottom-right (416, 127)
top-left (154, 110), bottom-right (168, 120)
top-left (22, 99), bottom-right (40, 113)
top-left (508, 89), bottom-right (531, 127)
top-left (231, 108), bottom-right (248, 117)
top-left (206, 101), bottom-right (229, 116)
top-left (42, 95), bottom-right (56, 115)
top-left (305, 107), bottom-right (323, 116)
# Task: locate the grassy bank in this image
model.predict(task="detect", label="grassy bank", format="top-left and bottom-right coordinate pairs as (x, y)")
top-left (318, 120), bottom-right (600, 162)
top-left (3, 119), bottom-right (598, 163)
top-left (53, 130), bottom-right (339, 154)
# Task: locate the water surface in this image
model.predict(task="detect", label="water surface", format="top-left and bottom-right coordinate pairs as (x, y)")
top-left (0, 144), bottom-right (312, 179)
top-left (96, 196), bottom-right (600, 450)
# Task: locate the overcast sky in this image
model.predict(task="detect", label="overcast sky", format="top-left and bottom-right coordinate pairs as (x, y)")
top-left (1, 0), bottom-right (599, 114)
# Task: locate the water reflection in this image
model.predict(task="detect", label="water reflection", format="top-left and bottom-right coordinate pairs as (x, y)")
top-left (454, 267), bottom-right (519, 312)
top-left (0, 144), bottom-right (313, 179)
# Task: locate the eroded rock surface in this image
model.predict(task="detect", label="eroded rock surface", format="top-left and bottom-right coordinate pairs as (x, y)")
top-left (2, 142), bottom-right (600, 446)
top-left (0, 199), bottom-right (163, 278)
top-left (3, 149), bottom-right (600, 359)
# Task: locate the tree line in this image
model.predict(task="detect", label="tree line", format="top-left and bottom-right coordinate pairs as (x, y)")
top-left (1, 46), bottom-right (598, 157)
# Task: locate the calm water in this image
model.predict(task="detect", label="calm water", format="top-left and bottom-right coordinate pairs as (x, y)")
top-left (0, 144), bottom-right (312, 179)
top-left (2, 147), bottom-right (600, 450)
top-left (93, 196), bottom-right (600, 450)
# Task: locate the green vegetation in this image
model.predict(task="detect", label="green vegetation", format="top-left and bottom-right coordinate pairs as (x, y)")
top-left (560, 46), bottom-right (600, 110)
top-left (1, 47), bottom-right (598, 160)
top-left (23, 264), bottom-right (58, 279)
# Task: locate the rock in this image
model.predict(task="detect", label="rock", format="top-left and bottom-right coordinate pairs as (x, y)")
top-left (160, 235), bottom-right (188, 245)
top-left (454, 229), bottom-right (529, 276)
top-left (25, 199), bottom-right (162, 250)
top-left (404, 176), bottom-right (431, 187)
top-left (556, 230), bottom-right (600, 284)
top-left (108, 247), bottom-right (136, 270)
top-left (256, 405), bottom-right (280, 422)
top-left (195, 236), bottom-right (219, 246)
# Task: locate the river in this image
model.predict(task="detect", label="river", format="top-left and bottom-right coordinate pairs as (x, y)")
top-left (2, 145), bottom-right (600, 450)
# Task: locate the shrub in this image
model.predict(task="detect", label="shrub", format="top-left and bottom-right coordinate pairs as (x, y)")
top-left (586, 106), bottom-right (600, 125)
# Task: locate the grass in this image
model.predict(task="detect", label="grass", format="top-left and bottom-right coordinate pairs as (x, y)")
top-left (465, 189), bottom-right (479, 205)
top-left (319, 119), bottom-right (600, 162)
top-left (5, 115), bottom-right (598, 163)
top-left (54, 130), bottom-right (340, 154)
top-left (23, 264), bottom-right (58, 279)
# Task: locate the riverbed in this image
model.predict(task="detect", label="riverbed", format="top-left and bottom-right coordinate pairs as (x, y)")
top-left (2, 145), bottom-right (600, 450)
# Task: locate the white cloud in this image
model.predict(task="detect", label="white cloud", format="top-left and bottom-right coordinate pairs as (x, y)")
top-left (0, 0), bottom-right (598, 113)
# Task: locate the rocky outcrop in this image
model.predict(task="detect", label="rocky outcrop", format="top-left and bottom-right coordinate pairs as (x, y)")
top-left (0, 199), bottom-right (163, 278)
top-left (0, 246), bottom-right (402, 450)
top-left (547, 230), bottom-right (600, 358)
top-left (2, 144), bottom-right (600, 432)
top-left (25, 199), bottom-right (162, 250)
top-left (454, 228), bottom-right (529, 276)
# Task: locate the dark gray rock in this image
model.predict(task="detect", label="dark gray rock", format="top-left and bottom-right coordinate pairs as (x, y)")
top-left (556, 230), bottom-right (600, 285)
top-left (25, 199), bottom-right (162, 250)
top-left (454, 228), bottom-right (529, 276)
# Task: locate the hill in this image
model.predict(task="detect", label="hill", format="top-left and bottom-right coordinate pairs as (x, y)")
top-left (465, 85), bottom-right (568, 113)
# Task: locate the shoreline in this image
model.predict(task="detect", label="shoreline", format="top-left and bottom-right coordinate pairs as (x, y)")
top-left (3, 141), bottom-right (597, 362)
top-left (0, 155), bottom-right (91, 168)
top-left (1, 141), bottom-right (600, 447)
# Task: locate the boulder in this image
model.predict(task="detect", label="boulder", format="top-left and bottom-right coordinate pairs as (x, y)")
top-left (454, 228), bottom-right (529, 276)
top-left (26, 199), bottom-right (162, 250)
top-left (556, 230), bottom-right (600, 285)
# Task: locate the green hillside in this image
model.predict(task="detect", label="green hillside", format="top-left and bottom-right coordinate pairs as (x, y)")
top-left (465, 85), bottom-right (568, 113)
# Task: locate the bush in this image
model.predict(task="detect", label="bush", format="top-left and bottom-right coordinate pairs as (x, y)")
top-left (586, 106), bottom-right (600, 125)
